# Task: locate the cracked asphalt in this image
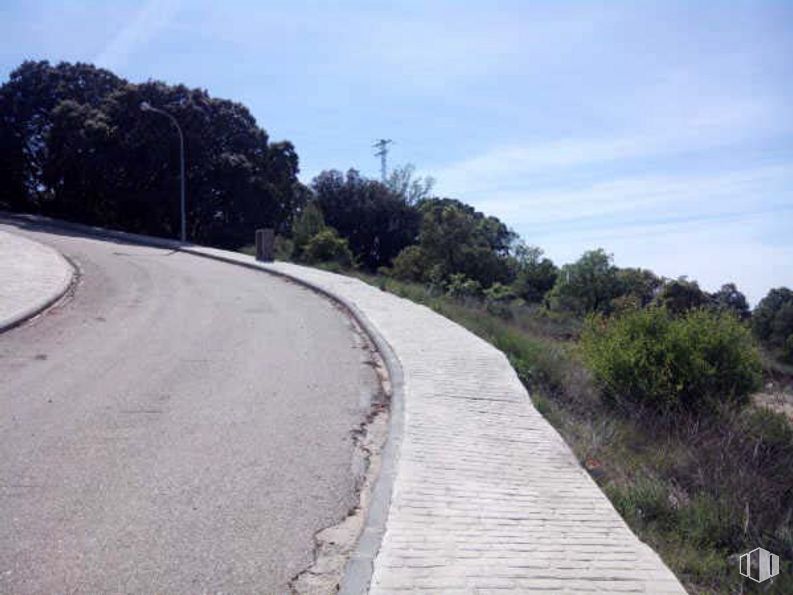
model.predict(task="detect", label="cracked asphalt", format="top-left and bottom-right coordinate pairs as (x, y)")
top-left (0, 223), bottom-right (378, 594)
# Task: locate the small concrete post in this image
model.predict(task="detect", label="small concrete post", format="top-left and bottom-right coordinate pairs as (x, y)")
top-left (255, 228), bottom-right (275, 262)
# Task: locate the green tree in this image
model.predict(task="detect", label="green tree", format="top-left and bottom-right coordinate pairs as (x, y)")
top-left (385, 163), bottom-right (435, 205)
top-left (0, 60), bottom-right (124, 211)
top-left (41, 100), bottom-right (115, 223)
top-left (711, 283), bottom-right (750, 320)
top-left (312, 169), bottom-right (421, 270)
top-left (410, 198), bottom-right (517, 287)
top-left (784, 335), bottom-right (793, 364)
top-left (510, 243), bottom-right (558, 303)
top-left (653, 278), bottom-right (710, 315)
top-left (753, 287), bottom-right (793, 362)
top-left (616, 267), bottom-right (662, 307)
top-left (547, 249), bottom-right (622, 314)
top-left (1, 60), bottom-right (303, 248)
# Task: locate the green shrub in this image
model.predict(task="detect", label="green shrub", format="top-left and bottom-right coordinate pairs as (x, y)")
top-left (484, 282), bottom-right (515, 302)
top-left (484, 283), bottom-right (516, 318)
top-left (496, 332), bottom-right (570, 397)
top-left (581, 308), bottom-right (762, 413)
top-left (302, 228), bottom-right (353, 267)
top-left (426, 264), bottom-right (447, 295)
top-left (609, 293), bottom-right (643, 315)
top-left (292, 201), bottom-right (326, 257)
top-left (677, 494), bottom-right (741, 549)
top-left (669, 544), bottom-right (730, 587)
top-left (445, 273), bottom-right (482, 300)
top-left (784, 334), bottom-right (793, 364)
top-left (753, 287), bottom-right (793, 349)
top-left (389, 245), bottom-right (426, 281)
top-left (274, 235), bottom-right (294, 261)
top-left (606, 477), bottom-right (675, 528)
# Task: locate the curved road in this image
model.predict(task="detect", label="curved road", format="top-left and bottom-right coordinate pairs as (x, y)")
top-left (0, 223), bottom-right (378, 594)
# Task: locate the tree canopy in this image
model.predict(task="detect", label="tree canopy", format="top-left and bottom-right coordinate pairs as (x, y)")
top-left (388, 198), bottom-right (518, 287)
top-left (711, 283), bottom-right (750, 320)
top-left (547, 249), bottom-right (623, 314)
top-left (385, 164), bottom-right (435, 205)
top-left (753, 287), bottom-right (793, 362)
top-left (1, 60), bottom-right (303, 247)
top-left (652, 278), bottom-right (710, 315)
top-left (311, 169), bottom-right (420, 270)
top-left (509, 244), bottom-right (558, 303)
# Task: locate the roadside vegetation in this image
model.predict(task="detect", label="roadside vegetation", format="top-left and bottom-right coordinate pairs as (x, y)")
top-left (279, 189), bottom-right (792, 593)
top-left (3, 59), bottom-right (792, 594)
top-left (347, 276), bottom-right (792, 595)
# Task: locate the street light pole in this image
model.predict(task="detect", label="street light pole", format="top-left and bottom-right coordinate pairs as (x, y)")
top-left (140, 101), bottom-right (187, 242)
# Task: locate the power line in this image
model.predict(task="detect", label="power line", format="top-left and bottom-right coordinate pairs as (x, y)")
top-left (373, 139), bottom-right (393, 182)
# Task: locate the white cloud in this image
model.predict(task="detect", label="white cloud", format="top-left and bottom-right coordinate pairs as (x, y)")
top-left (432, 99), bottom-right (777, 196)
top-left (473, 165), bottom-right (793, 227)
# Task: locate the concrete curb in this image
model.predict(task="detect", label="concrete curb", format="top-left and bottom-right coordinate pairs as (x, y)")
top-left (0, 229), bottom-right (76, 333)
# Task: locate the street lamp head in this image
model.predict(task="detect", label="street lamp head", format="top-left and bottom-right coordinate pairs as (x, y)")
top-left (140, 101), bottom-right (152, 112)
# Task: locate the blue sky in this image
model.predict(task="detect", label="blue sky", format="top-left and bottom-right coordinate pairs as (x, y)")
top-left (2, 0), bottom-right (792, 303)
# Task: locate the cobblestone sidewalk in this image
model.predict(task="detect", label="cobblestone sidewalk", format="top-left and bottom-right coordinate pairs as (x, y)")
top-left (0, 230), bottom-right (74, 331)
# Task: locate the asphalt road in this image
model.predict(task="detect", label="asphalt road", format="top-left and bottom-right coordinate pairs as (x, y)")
top-left (0, 223), bottom-right (378, 594)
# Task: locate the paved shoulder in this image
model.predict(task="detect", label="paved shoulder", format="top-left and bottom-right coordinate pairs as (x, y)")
top-left (182, 247), bottom-right (686, 595)
top-left (0, 230), bottom-right (74, 331)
